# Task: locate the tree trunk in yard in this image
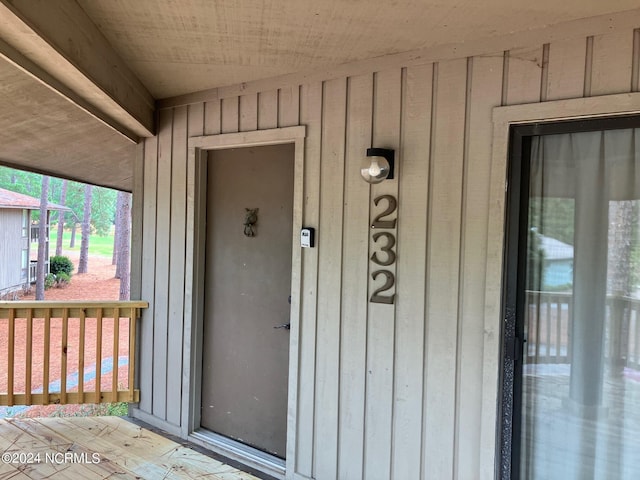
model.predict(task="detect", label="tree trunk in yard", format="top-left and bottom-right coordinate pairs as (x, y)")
top-left (36, 176), bottom-right (50, 300)
top-left (113, 193), bottom-right (122, 267)
top-left (78, 184), bottom-right (93, 274)
top-left (55, 179), bottom-right (67, 256)
top-left (70, 222), bottom-right (76, 248)
top-left (117, 191), bottom-right (131, 300)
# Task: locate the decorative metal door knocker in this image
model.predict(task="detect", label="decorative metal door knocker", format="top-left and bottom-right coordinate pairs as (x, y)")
top-left (244, 208), bottom-right (258, 237)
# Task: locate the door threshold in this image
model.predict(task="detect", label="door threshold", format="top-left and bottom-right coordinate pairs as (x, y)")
top-left (189, 429), bottom-right (285, 480)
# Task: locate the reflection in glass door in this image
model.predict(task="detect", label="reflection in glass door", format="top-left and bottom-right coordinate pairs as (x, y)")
top-left (503, 121), bottom-right (640, 479)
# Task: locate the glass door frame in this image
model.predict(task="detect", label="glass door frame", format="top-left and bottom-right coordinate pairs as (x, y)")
top-left (498, 114), bottom-right (640, 479)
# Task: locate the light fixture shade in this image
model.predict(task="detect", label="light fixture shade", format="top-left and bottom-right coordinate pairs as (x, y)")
top-left (361, 148), bottom-right (395, 184)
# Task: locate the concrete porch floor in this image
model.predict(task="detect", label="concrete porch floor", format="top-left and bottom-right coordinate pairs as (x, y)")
top-left (0, 415), bottom-right (267, 479)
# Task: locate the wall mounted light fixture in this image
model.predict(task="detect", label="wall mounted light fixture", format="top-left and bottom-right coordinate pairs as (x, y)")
top-left (361, 148), bottom-right (395, 184)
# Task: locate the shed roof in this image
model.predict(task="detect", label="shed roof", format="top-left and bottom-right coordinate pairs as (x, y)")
top-left (539, 235), bottom-right (574, 261)
top-left (0, 187), bottom-right (71, 211)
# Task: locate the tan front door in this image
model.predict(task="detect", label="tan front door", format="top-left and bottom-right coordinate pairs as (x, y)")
top-left (201, 143), bottom-right (294, 458)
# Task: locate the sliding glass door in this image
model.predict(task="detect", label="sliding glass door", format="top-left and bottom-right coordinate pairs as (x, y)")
top-left (501, 118), bottom-right (640, 479)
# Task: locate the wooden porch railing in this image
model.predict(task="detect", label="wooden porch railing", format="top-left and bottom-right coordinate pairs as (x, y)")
top-left (525, 291), bottom-right (640, 368)
top-left (0, 301), bottom-right (147, 407)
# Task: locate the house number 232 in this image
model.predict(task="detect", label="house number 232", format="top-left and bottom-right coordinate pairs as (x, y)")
top-left (370, 194), bottom-right (397, 304)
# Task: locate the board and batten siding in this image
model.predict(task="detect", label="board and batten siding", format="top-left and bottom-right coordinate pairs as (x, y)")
top-left (133, 26), bottom-right (640, 479)
top-left (0, 209), bottom-right (26, 296)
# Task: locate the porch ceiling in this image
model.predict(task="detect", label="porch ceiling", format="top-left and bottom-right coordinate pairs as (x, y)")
top-left (0, 0), bottom-right (639, 191)
top-left (77, 0), bottom-right (640, 99)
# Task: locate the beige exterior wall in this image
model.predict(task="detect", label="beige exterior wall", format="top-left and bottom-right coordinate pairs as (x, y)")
top-left (132, 20), bottom-right (640, 480)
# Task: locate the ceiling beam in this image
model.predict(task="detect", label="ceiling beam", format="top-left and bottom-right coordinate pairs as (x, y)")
top-left (0, 0), bottom-right (155, 141)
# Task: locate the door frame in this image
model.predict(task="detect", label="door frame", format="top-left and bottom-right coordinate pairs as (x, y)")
top-left (181, 126), bottom-right (306, 479)
top-left (482, 92), bottom-right (640, 479)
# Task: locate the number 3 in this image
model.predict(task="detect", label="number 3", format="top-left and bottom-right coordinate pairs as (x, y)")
top-left (371, 232), bottom-right (396, 266)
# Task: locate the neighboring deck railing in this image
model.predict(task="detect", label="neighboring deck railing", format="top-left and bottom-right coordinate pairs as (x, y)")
top-left (0, 301), bottom-right (147, 407)
top-left (525, 291), bottom-right (640, 368)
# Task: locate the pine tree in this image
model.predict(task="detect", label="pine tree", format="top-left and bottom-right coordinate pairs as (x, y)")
top-left (78, 184), bottom-right (93, 274)
top-left (115, 191), bottom-right (131, 300)
top-left (35, 176), bottom-right (50, 300)
top-left (55, 179), bottom-right (68, 256)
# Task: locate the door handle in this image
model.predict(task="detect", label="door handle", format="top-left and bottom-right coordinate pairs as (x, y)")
top-left (274, 323), bottom-right (291, 330)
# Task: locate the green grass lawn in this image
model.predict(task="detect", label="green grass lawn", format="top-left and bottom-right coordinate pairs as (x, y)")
top-left (49, 230), bottom-right (114, 257)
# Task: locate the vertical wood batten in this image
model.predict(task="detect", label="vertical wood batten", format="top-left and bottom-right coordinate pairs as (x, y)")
top-left (423, 58), bottom-right (467, 480)
top-left (505, 46), bottom-right (543, 105)
top-left (139, 133), bottom-right (159, 414)
top-left (258, 90), bottom-right (278, 129)
top-left (546, 38), bottom-right (588, 101)
top-left (279, 86), bottom-right (301, 127)
top-left (364, 68), bottom-right (401, 480)
top-left (540, 44), bottom-right (550, 102)
top-left (204, 100), bottom-right (221, 135)
top-left (455, 54), bottom-right (503, 480)
top-left (166, 105), bottom-right (188, 426)
top-left (152, 108), bottom-right (174, 420)
top-left (391, 63), bottom-right (432, 480)
top-left (590, 30), bottom-right (634, 96)
top-left (313, 77), bottom-right (347, 480)
top-left (337, 72), bottom-right (373, 480)
top-left (221, 97), bottom-right (240, 133)
top-left (188, 103), bottom-right (204, 137)
top-left (296, 81), bottom-right (322, 478)
top-left (240, 94), bottom-right (258, 132)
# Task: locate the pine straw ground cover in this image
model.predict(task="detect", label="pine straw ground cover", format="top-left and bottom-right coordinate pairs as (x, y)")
top-left (1, 251), bottom-right (129, 418)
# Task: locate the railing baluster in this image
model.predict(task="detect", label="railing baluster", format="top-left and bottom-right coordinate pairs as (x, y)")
top-left (0, 301), bottom-right (146, 407)
top-left (620, 300), bottom-right (633, 367)
top-left (568, 300), bottom-right (572, 362)
top-left (25, 309), bottom-right (33, 405)
top-left (43, 310), bottom-right (50, 402)
top-left (629, 306), bottom-right (640, 365)
top-left (95, 308), bottom-right (103, 403)
top-left (556, 298), bottom-right (562, 363)
top-left (545, 298), bottom-right (551, 362)
top-left (7, 309), bottom-right (15, 407)
top-left (128, 307), bottom-right (137, 402)
top-left (60, 308), bottom-right (69, 405)
top-left (535, 294), bottom-right (541, 363)
top-left (627, 305), bottom-right (640, 368)
top-left (112, 307), bottom-right (119, 402)
top-left (78, 309), bottom-right (85, 401)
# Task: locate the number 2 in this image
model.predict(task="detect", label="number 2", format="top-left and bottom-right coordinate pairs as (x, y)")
top-left (370, 270), bottom-right (395, 304)
top-left (371, 195), bottom-right (397, 229)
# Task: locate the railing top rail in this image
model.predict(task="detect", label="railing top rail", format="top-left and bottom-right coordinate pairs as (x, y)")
top-left (0, 300), bottom-right (149, 309)
top-left (525, 290), bottom-right (640, 305)
top-left (525, 290), bottom-right (573, 298)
